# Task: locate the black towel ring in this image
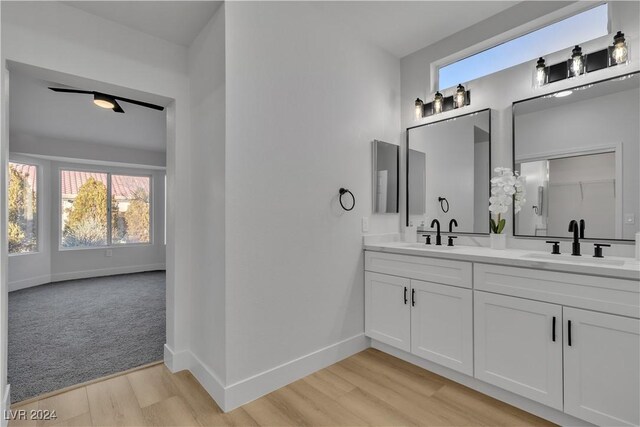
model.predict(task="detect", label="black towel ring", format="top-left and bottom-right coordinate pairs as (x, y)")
top-left (339, 188), bottom-right (355, 211)
top-left (438, 197), bottom-right (450, 213)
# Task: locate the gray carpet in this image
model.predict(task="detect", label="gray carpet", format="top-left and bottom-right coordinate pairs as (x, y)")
top-left (8, 271), bottom-right (165, 403)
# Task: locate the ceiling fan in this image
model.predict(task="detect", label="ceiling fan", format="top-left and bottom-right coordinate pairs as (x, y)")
top-left (48, 87), bottom-right (165, 113)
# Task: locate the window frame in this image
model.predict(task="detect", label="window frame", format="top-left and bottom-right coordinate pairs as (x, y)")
top-left (432, 2), bottom-right (611, 91)
top-left (58, 165), bottom-right (154, 251)
top-left (8, 159), bottom-right (41, 256)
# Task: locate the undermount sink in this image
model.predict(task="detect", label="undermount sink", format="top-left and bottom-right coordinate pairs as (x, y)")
top-left (393, 242), bottom-right (455, 250)
top-left (523, 252), bottom-right (626, 266)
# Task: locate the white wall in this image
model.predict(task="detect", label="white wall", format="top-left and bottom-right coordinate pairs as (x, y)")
top-left (187, 3), bottom-right (227, 390)
top-left (1, 1), bottom-right (193, 408)
top-left (225, 0), bottom-right (400, 391)
top-left (400, 1), bottom-right (640, 255)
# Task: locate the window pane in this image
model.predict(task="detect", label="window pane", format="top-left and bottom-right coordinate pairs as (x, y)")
top-left (439, 4), bottom-right (609, 90)
top-left (61, 170), bottom-right (109, 247)
top-left (9, 162), bottom-right (38, 254)
top-left (111, 175), bottom-right (151, 244)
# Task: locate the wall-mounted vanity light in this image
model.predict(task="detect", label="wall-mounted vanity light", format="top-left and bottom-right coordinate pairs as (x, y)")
top-left (569, 45), bottom-right (585, 77)
top-left (454, 84), bottom-right (467, 109)
top-left (415, 98), bottom-right (424, 121)
top-left (433, 91), bottom-right (444, 114)
top-left (611, 31), bottom-right (628, 65)
top-left (533, 30), bottom-right (630, 88)
top-left (414, 85), bottom-right (471, 119)
top-left (535, 57), bottom-right (547, 87)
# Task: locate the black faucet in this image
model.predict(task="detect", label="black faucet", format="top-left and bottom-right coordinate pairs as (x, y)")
top-left (449, 219), bottom-right (458, 233)
top-left (579, 219), bottom-right (585, 239)
top-left (430, 219), bottom-right (442, 246)
top-left (568, 220), bottom-right (581, 256)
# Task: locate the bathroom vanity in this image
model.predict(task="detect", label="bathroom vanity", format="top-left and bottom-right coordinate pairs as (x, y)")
top-left (364, 242), bottom-right (640, 426)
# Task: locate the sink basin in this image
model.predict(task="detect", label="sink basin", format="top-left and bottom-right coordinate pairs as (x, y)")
top-left (523, 252), bottom-right (626, 266)
top-left (391, 242), bottom-right (455, 250)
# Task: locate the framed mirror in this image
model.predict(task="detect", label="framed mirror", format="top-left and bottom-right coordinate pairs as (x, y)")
top-left (513, 72), bottom-right (639, 241)
top-left (406, 109), bottom-right (491, 234)
top-left (373, 140), bottom-right (399, 213)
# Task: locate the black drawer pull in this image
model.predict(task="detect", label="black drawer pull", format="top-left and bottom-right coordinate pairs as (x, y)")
top-left (404, 287), bottom-right (408, 305)
top-left (552, 316), bottom-right (556, 342)
top-left (568, 320), bottom-right (572, 346)
top-left (411, 289), bottom-right (416, 307)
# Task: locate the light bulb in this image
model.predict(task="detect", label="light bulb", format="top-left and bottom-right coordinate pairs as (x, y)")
top-left (535, 57), bottom-right (546, 87)
top-left (414, 98), bottom-right (423, 120)
top-left (433, 92), bottom-right (443, 114)
top-left (454, 84), bottom-right (466, 109)
top-left (570, 45), bottom-right (584, 77)
top-left (612, 31), bottom-right (628, 65)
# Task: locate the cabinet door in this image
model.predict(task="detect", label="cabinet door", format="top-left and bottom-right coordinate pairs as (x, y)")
top-left (474, 291), bottom-right (563, 410)
top-left (365, 272), bottom-right (411, 352)
top-left (410, 280), bottom-right (473, 375)
top-left (563, 307), bottom-right (640, 427)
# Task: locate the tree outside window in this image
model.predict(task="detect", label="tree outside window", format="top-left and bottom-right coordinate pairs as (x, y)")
top-left (9, 162), bottom-right (38, 254)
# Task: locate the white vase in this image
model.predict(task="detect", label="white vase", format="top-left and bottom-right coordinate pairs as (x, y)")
top-left (490, 233), bottom-right (506, 250)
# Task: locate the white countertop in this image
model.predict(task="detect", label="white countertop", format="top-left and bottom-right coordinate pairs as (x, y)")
top-left (364, 242), bottom-right (640, 281)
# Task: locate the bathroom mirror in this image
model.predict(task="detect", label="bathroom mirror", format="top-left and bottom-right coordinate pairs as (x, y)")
top-left (373, 140), bottom-right (399, 213)
top-left (407, 109), bottom-right (491, 234)
top-left (513, 72), bottom-right (639, 241)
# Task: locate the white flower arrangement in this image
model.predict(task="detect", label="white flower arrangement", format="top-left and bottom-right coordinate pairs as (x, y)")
top-left (489, 167), bottom-right (526, 234)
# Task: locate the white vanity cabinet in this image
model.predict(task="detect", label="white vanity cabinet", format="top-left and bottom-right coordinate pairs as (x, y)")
top-left (364, 271), bottom-right (411, 352)
top-left (364, 251), bottom-right (474, 376)
top-left (474, 291), bottom-right (563, 410)
top-left (364, 247), bottom-right (640, 427)
top-left (563, 307), bottom-right (640, 427)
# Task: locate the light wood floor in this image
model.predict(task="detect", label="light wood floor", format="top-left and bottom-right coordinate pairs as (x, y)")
top-left (9, 348), bottom-right (555, 427)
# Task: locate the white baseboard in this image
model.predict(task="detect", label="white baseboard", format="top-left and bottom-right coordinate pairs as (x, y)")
top-left (163, 343), bottom-right (226, 409)
top-left (1, 384), bottom-right (10, 427)
top-left (9, 264), bottom-right (166, 292)
top-left (223, 333), bottom-right (369, 412)
top-left (371, 340), bottom-right (594, 427)
top-left (163, 343), bottom-right (191, 373)
top-left (189, 352), bottom-right (226, 410)
top-left (8, 274), bottom-right (51, 292)
top-left (51, 264), bottom-right (166, 283)
top-left (166, 334), bottom-right (368, 413)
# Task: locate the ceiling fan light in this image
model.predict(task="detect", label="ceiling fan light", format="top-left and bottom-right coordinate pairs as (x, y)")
top-left (93, 93), bottom-right (115, 109)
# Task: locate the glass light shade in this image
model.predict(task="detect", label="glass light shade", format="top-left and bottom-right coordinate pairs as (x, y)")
top-left (534, 57), bottom-right (547, 87)
top-left (433, 92), bottom-right (443, 114)
top-left (414, 98), bottom-right (424, 120)
top-left (570, 45), bottom-right (584, 76)
top-left (612, 31), bottom-right (628, 64)
top-left (93, 93), bottom-right (115, 109)
top-left (454, 85), bottom-right (466, 108)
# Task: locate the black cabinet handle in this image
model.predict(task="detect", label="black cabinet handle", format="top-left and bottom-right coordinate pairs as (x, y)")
top-left (552, 316), bottom-right (556, 342)
top-left (568, 320), bottom-right (572, 346)
top-left (404, 287), bottom-right (408, 305)
top-left (411, 289), bottom-right (416, 306)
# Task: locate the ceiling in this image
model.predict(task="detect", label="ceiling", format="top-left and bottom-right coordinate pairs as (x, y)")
top-left (10, 73), bottom-right (166, 152)
top-left (313, 1), bottom-right (519, 58)
top-left (64, 1), bottom-right (223, 47)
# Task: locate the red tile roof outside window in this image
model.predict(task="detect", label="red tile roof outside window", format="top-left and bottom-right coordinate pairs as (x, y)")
top-left (60, 170), bottom-right (150, 200)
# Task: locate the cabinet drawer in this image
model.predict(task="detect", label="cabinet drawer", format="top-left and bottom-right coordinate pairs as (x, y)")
top-left (475, 263), bottom-right (640, 318)
top-left (365, 251), bottom-right (472, 288)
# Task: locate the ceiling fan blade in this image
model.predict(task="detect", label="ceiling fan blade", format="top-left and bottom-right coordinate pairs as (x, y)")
top-left (112, 99), bottom-right (125, 114)
top-left (112, 96), bottom-right (164, 111)
top-left (48, 87), bottom-right (93, 94)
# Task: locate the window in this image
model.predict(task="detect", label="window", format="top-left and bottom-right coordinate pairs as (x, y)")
top-left (438, 4), bottom-right (609, 90)
top-left (60, 169), bottom-right (151, 248)
top-left (9, 162), bottom-right (38, 254)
